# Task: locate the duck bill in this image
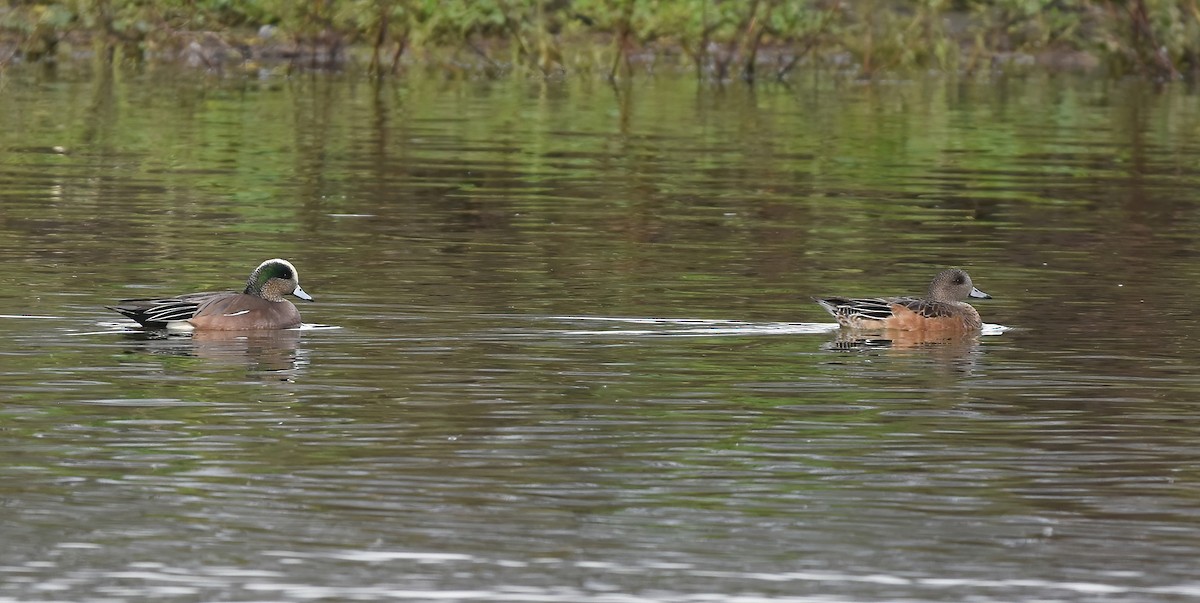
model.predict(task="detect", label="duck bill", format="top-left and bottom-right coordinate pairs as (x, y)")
top-left (293, 285), bottom-right (314, 302)
top-left (969, 287), bottom-right (991, 299)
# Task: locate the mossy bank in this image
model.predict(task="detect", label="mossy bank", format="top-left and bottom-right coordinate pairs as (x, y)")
top-left (2, 0), bottom-right (1197, 80)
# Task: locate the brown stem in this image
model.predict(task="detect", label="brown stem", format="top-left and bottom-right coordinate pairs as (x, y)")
top-left (608, 0), bottom-right (634, 81)
top-left (370, 3), bottom-right (389, 75)
top-left (391, 30), bottom-right (408, 74)
top-left (1127, 0), bottom-right (1180, 80)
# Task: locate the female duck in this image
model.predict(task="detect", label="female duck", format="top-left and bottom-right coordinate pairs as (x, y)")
top-left (815, 268), bottom-right (990, 331)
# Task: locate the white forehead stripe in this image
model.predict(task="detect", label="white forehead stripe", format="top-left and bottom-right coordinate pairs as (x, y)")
top-left (256, 258), bottom-right (300, 281)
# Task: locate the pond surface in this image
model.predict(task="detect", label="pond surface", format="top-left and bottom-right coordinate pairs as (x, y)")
top-left (1, 66), bottom-right (1200, 602)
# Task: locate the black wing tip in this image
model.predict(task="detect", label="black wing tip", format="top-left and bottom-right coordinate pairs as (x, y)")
top-left (813, 296), bottom-right (849, 305)
top-left (106, 305), bottom-right (139, 318)
top-left (106, 300), bottom-right (199, 328)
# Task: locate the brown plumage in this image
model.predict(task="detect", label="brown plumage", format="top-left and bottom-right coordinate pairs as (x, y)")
top-left (814, 268), bottom-right (991, 332)
top-left (108, 258), bottom-right (313, 331)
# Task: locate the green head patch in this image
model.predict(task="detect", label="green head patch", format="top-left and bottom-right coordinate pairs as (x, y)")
top-left (245, 259), bottom-right (297, 295)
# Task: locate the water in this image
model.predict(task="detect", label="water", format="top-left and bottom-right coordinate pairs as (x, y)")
top-left (1, 66), bottom-right (1199, 602)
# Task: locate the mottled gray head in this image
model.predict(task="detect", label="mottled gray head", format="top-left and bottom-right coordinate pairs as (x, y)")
top-left (928, 268), bottom-right (990, 302)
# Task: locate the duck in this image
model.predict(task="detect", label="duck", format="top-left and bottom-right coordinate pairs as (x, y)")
top-left (814, 268), bottom-right (990, 331)
top-left (108, 258), bottom-right (313, 331)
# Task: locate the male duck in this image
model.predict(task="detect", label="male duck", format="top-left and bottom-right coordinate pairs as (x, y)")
top-left (815, 268), bottom-right (991, 331)
top-left (108, 258), bottom-right (313, 331)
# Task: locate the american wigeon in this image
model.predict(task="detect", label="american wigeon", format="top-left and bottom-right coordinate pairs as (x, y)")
top-left (108, 258), bottom-right (313, 331)
top-left (814, 268), bottom-right (991, 331)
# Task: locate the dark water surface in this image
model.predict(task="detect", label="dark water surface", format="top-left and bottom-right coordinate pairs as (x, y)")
top-left (2, 67), bottom-right (1199, 602)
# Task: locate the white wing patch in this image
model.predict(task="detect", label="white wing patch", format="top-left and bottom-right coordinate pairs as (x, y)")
top-left (223, 309), bottom-right (251, 317)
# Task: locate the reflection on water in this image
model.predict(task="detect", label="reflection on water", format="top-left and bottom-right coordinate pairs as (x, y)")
top-left (825, 329), bottom-right (982, 349)
top-left (822, 323), bottom-right (1009, 349)
top-left (1, 70), bottom-right (1199, 602)
top-left (114, 328), bottom-right (307, 374)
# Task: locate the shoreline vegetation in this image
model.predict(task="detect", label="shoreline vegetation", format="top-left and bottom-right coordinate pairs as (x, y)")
top-left (1, 1), bottom-right (1197, 81)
